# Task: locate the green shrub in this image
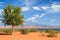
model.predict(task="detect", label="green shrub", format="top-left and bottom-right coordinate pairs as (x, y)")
top-left (3, 29), bottom-right (12, 34)
top-left (47, 32), bottom-right (56, 37)
top-left (47, 29), bottom-right (57, 37)
top-left (19, 28), bottom-right (39, 34)
top-left (0, 29), bottom-right (12, 35)
top-left (29, 28), bottom-right (38, 32)
top-left (20, 29), bottom-right (30, 34)
top-left (45, 29), bottom-right (54, 33)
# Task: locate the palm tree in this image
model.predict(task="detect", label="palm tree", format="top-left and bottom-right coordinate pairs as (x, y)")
top-left (2, 4), bottom-right (24, 34)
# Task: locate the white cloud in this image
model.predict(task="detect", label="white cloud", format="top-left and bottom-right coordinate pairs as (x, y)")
top-left (22, 0), bottom-right (37, 11)
top-left (41, 6), bottom-right (49, 10)
top-left (33, 14), bottom-right (40, 17)
top-left (0, 9), bottom-right (3, 19)
top-left (40, 14), bottom-right (46, 18)
top-left (33, 6), bottom-right (40, 10)
top-left (0, 9), bottom-right (3, 14)
top-left (21, 7), bottom-right (29, 11)
top-left (26, 14), bottom-right (46, 22)
top-left (40, 2), bottom-right (60, 13)
top-left (51, 2), bottom-right (60, 13)
top-left (27, 16), bottom-right (36, 21)
top-left (21, 1), bottom-right (60, 12)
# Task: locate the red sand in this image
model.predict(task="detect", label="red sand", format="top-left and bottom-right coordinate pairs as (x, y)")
top-left (0, 32), bottom-right (60, 40)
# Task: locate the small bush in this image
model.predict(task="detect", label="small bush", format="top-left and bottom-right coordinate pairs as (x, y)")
top-left (3, 29), bottom-right (12, 34)
top-left (45, 29), bottom-right (53, 33)
top-left (19, 28), bottom-right (39, 34)
top-left (20, 29), bottom-right (30, 34)
top-left (0, 29), bottom-right (12, 35)
top-left (47, 32), bottom-right (56, 37)
top-left (29, 28), bottom-right (38, 32)
top-left (47, 29), bottom-right (57, 37)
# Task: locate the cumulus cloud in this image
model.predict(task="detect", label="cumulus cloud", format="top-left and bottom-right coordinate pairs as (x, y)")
top-left (0, 9), bottom-right (4, 20)
top-left (26, 14), bottom-right (46, 22)
top-left (27, 16), bottom-right (36, 21)
top-left (21, 0), bottom-right (38, 11)
top-left (21, 6), bottom-right (41, 11)
top-left (41, 2), bottom-right (60, 13)
top-left (22, 1), bottom-right (60, 12)
top-left (40, 14), bottom-right (46, 18)
top-left (23, 2), bottom-right (60, 22)
top-left (21, 7), bottom-right (29, 11)
top-left (33, 14), bottom-right (40, 17)
top-left (33, 6), bottom-right (41, 10)
top-left (41, 6), bottom-right (49, 10)
top-left (0, 9), bottom-right (3, 14)
top-left (51, 2), bottom-right (60, 13)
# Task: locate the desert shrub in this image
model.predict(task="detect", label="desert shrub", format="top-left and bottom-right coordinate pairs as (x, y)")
top-left (47, 29), bottom-right (57, 37)
top-left (0, 29), bottom-right (4, 32)
top-left (47, 32), bottom-right (56, 37)
top-left (0, 29), bottom-right (12, 35)
top-left (20, 29), bottom-right (30, 34)
top-left (3, 29), bottom-right (12, 34)
top-left (20, 28), bottom-right (39, 34)
top-left (29, 28), bottom-right (38, 32)
top-left (45, 29), bottom-right (54, 33)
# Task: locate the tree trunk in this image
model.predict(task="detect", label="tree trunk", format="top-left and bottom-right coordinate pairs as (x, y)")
top-left (12, 25), bottom-right (14, 35)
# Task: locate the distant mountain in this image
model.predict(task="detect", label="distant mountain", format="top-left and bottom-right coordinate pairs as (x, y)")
top-left (24, 21), bottom-right (41, 26)
top-left (23, 21), bottom-right (60, 29)
top-left (0, 21), bottom-right (60, 29)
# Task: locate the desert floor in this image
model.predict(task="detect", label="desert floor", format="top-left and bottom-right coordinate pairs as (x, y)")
top-left (0, 31), bottom-right (60, 40)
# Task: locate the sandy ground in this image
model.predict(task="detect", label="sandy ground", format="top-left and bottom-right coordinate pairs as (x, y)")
top-left (0, 31), bottom-right (60, 40)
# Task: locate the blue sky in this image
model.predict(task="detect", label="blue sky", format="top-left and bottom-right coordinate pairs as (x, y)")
top-left (0, 0), bottom-right (60, 26)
